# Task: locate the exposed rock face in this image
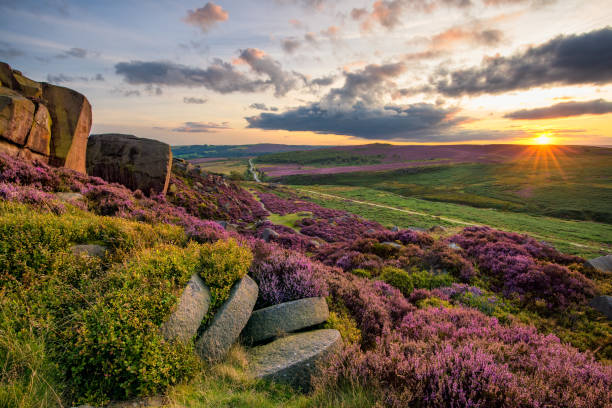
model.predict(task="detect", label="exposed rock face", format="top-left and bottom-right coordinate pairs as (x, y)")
top-left (590, 296), bottom-right (612, 320)
top-left (249, 329), bottom-right (342, 391)
top-left (0, 62), bottom-right (91, 172)
top-left (86, 134), bottom-right (172, 196)
top-left (587, 255), bottom-right (612, 274)
top-left (0, 87), bottom-right (35, 145)
top-left (242, 297), bottom-right (330, 345)
top-left (160, 274), bottom-right (211, 344)
top-left (42, 82), bottom-right (92, 172)
top-left (195, 275), bottom-right (258, 362)
top-left (262, 228), bottom-right (279, 242)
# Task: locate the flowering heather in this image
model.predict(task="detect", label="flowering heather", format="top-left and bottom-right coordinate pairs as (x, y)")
top-left (0, 182), bottom-right (66, 214)
top-left (451, 226), bottom-right (595, 309)
top-left (318, 305), bottom-right (612, 408)
top-left (249, 241), bottom-right (329, 308)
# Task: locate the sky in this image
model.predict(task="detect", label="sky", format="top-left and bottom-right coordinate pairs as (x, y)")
top-left (1, 0), bottom-right (611, 146)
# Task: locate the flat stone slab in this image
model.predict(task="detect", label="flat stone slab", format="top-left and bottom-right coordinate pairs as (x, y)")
top-left (242, 297), bottom-right (329, 345)
top-left (249, 329), bottom-right (342, 391)
top-left (590, 296), bottom-right (612, 320)
top-left (70, 244), bottom-right (107, 258)
top-left (160, 274), bottom-right (211, 344)
top-left (587, 255), bottom-right (612, 273)
top-left (195, 275), bottom-right (258, 362)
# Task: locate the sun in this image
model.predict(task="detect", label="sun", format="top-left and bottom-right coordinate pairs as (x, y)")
top-left (533, 133), bottom-right (553, 145)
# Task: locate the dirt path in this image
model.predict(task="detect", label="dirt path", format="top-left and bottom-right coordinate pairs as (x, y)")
top-left (249, 159), bottom-right (261, 183)
top-left (298, 188), bottom-right (607, 252)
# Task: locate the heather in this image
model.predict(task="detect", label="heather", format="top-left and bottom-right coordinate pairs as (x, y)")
top-left (318, 305), bottom-right (612, 408)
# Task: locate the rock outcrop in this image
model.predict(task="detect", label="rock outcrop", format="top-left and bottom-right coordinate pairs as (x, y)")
top-left (86, 134), bottom-right (172, 196)
top-left (195, 275), bottom-right (258, 362)
top-left (161, 274), bottom-right (211, 344)
top-left (587, 255), bottom-right (612, 274)
top-left (70, 244), bottom-right (107, 258)
top-left (590, 296), bottom-right (612, 320)
top-left (242, 297), bottom-right (329, 345)
top-left (0, 62), bottom-right (91, 172)
top-left (249, 329), bottom-right (342, 391)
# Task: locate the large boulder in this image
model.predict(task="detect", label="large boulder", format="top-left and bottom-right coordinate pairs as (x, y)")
top-left (0, 87), bottom-right (35, 145)
top-left (241, 297), bottom-right (329, 345)
top-left (195, 275), bottom-right (258, 362)
top-left (42, 82), bottom-right (91, 172)
top-left (86, 134), bottom-right (172, 196)
top-left (590, 296), bottom-right (612, 320)
top-left (0, 62), bottom-right (19, 90)
top-left (25, 103), bottom-right (51, 155)
top-left (160, 274), bottom-right (211, 344)
top-left (13, 72), bottom-right (42, 99)
top-left (587, 255), bottom-right (612, 274)
top-left (249, 329), bottom-right (342, 391)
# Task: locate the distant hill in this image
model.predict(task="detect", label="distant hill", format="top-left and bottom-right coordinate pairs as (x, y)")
top-left (172, 143), bottom-right (325, 160)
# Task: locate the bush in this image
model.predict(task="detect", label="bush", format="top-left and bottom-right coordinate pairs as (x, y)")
top-left (198, 238), bottom-right (253, 324)
top-left (380, 266), bottom-right (456, 297)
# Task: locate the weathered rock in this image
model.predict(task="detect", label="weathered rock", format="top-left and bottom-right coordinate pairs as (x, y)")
top-left (587, 255), bottom-right (612, 274)
top-left (381, 241), bottom-right (402, 249)
top-left (429, 225), bottom-right (447, 233)
top-left (0, 62), bottom-right (19, 90)
top-left (0, 87), bottom-right (35, 145)
top-left (242, 297), bottom-right (330, 345)
top-left (448, 242), bottom-right (461, 251)
top-left (42, 82), bottom-right (92, 172)
top-left (70, 244), bottom-right (107, 258)
top-left (249, 329), bottom-right (342, 391)
top-left (55, 192), bottom-right (85, 202)
top-left (391, 225), bottom-right (400, 232)
top-left (0, 139), bottom-right (48, 163)
top-left (195, 275), bottom-right (258, 362)
top-left (25, 103), bottom-right (51, 155)
top-left (86, 134), bottom-right (172, 196)
top-left (13, 72), bottom-right (42, 99)
top-left (262, 228), bottom-right (279, 242)
top-left (590, 296), bottom-right (612, 320)
top-left (160, 274), bottom-right (211, 344)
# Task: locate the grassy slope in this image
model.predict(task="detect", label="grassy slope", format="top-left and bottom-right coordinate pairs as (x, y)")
top-left (196, 159), bottom-right (249, 176)
top-left (294, 185), bottom-right (612, 258)
top-left (276, 148), bottom-right (612, 223)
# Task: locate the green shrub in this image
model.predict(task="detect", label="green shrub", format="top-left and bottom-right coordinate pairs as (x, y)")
top-left (380, 266), bottom-right (456, 296)
top-left (350, 268), bottom-right (371, 278)
top-left (325, 311), bottom-right (361, 345)
top-left (199, 238), bottom-right (253, 325)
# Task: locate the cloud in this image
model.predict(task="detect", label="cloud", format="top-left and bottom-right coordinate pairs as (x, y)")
top-left (281, 37), bottom-right (301, 53)
top-left (46, 73), bottom-right (104, 83)
top-left (504, 99), bottom-right (612, 120)
top-left (0, 42), bottom-right (24, 59)
top-left (250, 103), bottom-right (279, 111)
top-left (172, 121), bottom-right (230, 132)
top-left (304, 32), bottom-right (318, 45)
top-left (183, 97), bottom-right (208, 104)
top-left (309, 75), bottom-right (335, 87)
top-left (289, 19), bottom-right (304, 29)
top-left (430, 27), bottom-right (612, 96)
top-left (54, 47), bottom-right (87, 59)
top-left (276, 0), bottom-right (327, 10)
top-left (184, 2), bottom-right (229, 33)
top-left (429, 25), bottom-right (503, 49)
top-left (320, 25), bottom-right (340, 40)
top-left (115, 50), bottom-right (303, 97)
top-left (245, 102), bottom-right (508, 141)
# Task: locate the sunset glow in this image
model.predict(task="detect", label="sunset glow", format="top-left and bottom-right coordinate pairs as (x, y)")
top-left (1, 1), bottom-right (610, 146)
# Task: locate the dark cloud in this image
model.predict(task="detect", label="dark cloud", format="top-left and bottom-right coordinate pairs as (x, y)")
top-left (276, 0), bottom-right (327, 10)
top-left (304, 32), bottom-right (318, 45)
top-left (430, 27), bottom-right (612, 96)
top-left (309, 75), bottom-right (335, 87)
top-left (0, 41), bottom-right (24, 59)
top-left (281, 37), bottom-right (301, 53)
top-left (184, 97), bottom-right (208, 104)
top-left (245, 102), bottom-right (506, 142)
top-left (184, 2), bottom-right (229, 33)
top-left (115, 50), bottom-right (303, 97)
top-left (249, 103), bottom-right (279, 111)
top-left (55, 47), bottom-right (87, 59)
top-left (504, 99), bottom-right (612, 120)
top-left (172, 121), bottom-right (230, 132)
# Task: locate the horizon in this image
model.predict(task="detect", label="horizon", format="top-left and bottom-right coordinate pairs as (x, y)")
top-left (1, 1), bottom-right (611, 146)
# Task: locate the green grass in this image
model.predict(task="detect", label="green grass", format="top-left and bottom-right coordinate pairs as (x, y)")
top-left (196, 159), bottom-right (249, 176)
top-left (256, 149), bottom-right (384, 168)
top-left (268, 212), bottom-right (311, 231)
top-left (292, 185), bottom-right (612, 258)
top-left (278, 149), bottom-right (612, 223)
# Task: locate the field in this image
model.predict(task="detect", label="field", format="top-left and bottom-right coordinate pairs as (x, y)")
top-left (271, 145), bottom-right (612, 224)
top-left (172, 144), bottom-right (323, 160)
top-left (194, 158), bottom-right (249, 177)
top-left (291, 185), bottom-right (612, 258)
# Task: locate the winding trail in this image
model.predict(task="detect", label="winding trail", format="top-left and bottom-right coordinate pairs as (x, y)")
top-left (298, 188), bottom-right (607, 252)
top-left (249, 159), bottom-right (261, 183)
